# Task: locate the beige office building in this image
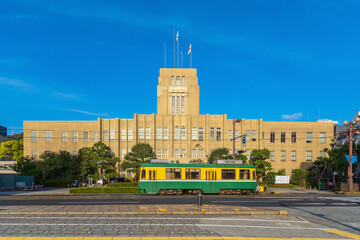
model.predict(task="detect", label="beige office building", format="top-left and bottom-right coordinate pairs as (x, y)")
top-left (24, 68), bottom-right (334, 176)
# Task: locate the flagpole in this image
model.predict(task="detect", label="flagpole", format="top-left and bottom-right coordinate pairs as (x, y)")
top-left (173, 29), bottom-right (175, 68)
top-left (180, 52), bottom-right (183, 68)
top-left (164, 42), bottom-right (166, 68)
top-left (190, 51), bottom-right (192, 68)
top-left (177, 34), bottom-right (179, 68)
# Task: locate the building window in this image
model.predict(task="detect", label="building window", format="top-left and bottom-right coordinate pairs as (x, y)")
top-left (320, 132), bottom-right (326, 143)
top-left (121, 129), bottom-right (126, 141)
top-left (72, 131), bottom-right (78, 142)
top-left (291, 132), bottom-right (296, 143)
top-left (216, 128), bottom-right (222, 141)
top-left (222, 169), bottom-right (235, 179)
top-left (156, 128), bottom-right (162, 140)
top-left (163, 149), bottom-right (168, 158)
top-left (306, 151), bottom-right (312, 161)
top-left (31, 131), bottom-right (38, 142)
top-left (227, 130), bottom-right (232, 141)
top-left (262, 132), bottom-right (265, 143)
top-left (176, 76), bottom-right (180, 85)
top-left (172, 96), bottom-right (175, 115)
top-left (163, 128), bottom-right (168, 140)
top-left (31, 150), bottom-right (38, 160)
top-left (181, 76), bottom-right (185, 85)
top-left (174, 127), bottom-right (180, 140)
top-left (156, 149), bottom-right (162, 158)
top-left (45, 131), bottom-right (52, 142)
top-left (210, 127), bottom-right (215, 141)
top-left (280, 132), bottom-right (286, 143)
top-left (61, 131), bottom-right (67, 142)
top-left (176, 96), bottom-right (180, 114)
top-left (83, 131), bottom-right (89, 142)
top-left (166, 168), bottom-right (181, 179)
top-left (171, 76), bottom-right (175, 85)
top-left (139, 128), bottom-right (144, 140)
top-left (252, 130), bottom-right (256, 141)
top-left (235, 130), bottom-right (239, 141)
top-left (181, 96), bottom-right (184, 114)
top-left (174, 149), bottom-right (180, 158)
top-left (270, 132), bottom-right (275, 143)
top-left (110, 129), bottom-right (115, 141)
top-left (181, 149), bottom-right (186, 158)
top-left (270, 151), bottom-right (275, 162)
top-left (291, 151), bottom-right (296, 161)
top-left (199, 149), bottom-right (204, 158)
top-left (199, 128), bottom-right (204, 141)
top-left (103, 129), bottom-right (108, 141)
top-left (186, 169), bottom-right (200, 179)
top-left (128, 129), bottom-right (133, 141)
top-left (181, 127), bottom-right (186, 140)
top-left (306, 132), bottom-right (312, 143)
top-left (121, 148), bottom-right (126, 160)
top-left (145, 127), bottom-right (151, 140)
top-left (281, 151), bottom-right (286, 162)
top-left (192, 149), bottom-right (197, 158)
top-left (72, 150), bottom-right (78, 156)
top-left (94, 131), bottom-right (98, 142)
top-left (320, 151), bottom-right (326, 158)
top-left (245, 130), bottom-right (250, 142)
top-left (192, 128), bottom-right (197, 140)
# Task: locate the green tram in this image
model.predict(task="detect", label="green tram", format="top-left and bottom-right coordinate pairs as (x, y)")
top-left (138, 163), bottom-right (257, 195)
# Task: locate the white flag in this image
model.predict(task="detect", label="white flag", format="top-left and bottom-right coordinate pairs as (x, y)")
top-left (176, 31), bottom-right (179, 41)
top-left (187, 44), bottom-right (191, 54)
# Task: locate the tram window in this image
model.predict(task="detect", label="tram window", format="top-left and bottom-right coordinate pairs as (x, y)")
top-left (252, 170), bottom-right (256, 180)
top-left (166, 168), bottom-right (182, 179)
top-left (221, 169), bottom-right (235, 179)
top-left (141, 170), bottom-right (146, 180)
top-left (153, 171), bottom-right (156, 180)
top-left (185, 169), bottom-right (201, 179)
top-left (240, 170), bottom-right (250, 180)
top-left (149, 170), bottom-right (152, 180)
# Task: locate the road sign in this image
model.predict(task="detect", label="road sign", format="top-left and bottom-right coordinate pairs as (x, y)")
top-left (242, 136), bottom-right (246, 145)
top-left (345, 155), bottom-right (357, 164)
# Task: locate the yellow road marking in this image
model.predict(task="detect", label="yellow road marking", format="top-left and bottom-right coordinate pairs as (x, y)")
top-left (322, 229), bottom-right (360, 240)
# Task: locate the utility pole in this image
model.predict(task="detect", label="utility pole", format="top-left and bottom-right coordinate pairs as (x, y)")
top-left (232, 119), bottom-right (241, 160)
top-left (348, 122), bottom-right (353, 193)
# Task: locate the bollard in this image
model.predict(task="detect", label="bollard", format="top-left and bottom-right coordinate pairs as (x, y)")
top-left (197, 191), bottom-right (203, 206)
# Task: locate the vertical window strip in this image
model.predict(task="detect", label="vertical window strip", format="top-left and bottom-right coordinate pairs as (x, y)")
top-left (163, 128), bottom-right (168, 140)
top-left (83, 131), bottom-right (89, 142)
top-left (157, 128), bottom-right (162, 140)
top-left (176, 96), bottom-right (180, 114)
top-left (94, 131), bottom-right (98, 142)
top-left (110, 129), bottom-right (115, 141)
top-left (128, 129), bottom-right (133, 141)
top-left (192, 127), bottom-right (197, 140)
top-left (174, 127), bottom-right (180, 140)
top-left (72, 131), bottom-right (78, 142)
top-left (145, 127), bottom-right (151, 140)
top-left (210, 127), bottom-right (215, 141)
top-left (139, 128), bottom-right (144, 140)
top-left (45, 131), bottom-right (52, 142)
top-left (181, 127), bottom-right (186, 140)
top-left (199, 128), bottom-right (204, 141)
top-left (172, 96), bottom-right (175, 115)
top-left (31, 131), bottom-right (38, 142)
top-left (181, 96), bottom-right (184, 114)
top-left (121, 129), bottom-right (126, 141)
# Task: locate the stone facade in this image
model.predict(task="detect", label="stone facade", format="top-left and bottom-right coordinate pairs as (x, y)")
top-left (23, 68), bottom-right (334, 176)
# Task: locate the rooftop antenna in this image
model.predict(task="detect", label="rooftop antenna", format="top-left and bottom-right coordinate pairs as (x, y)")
top-left (173, 29), bottom-right (175, 68)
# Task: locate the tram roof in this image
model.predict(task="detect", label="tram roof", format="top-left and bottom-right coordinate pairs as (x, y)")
top-left (141, 163), bottom-right (256, 168)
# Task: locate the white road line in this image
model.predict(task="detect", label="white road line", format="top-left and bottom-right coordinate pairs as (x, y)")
top-left (330, 203), bottom-right (358, 206)
top-left (0, 216), bottom-right (308, 223)
top-left (0, 223), bottom-right (336, 230)
top-left (59, 201), bottom-right (140, 204)
top-left (293, 203), bottom-right (326, 205)
top-left (212, 201), bottom-right (278, 203)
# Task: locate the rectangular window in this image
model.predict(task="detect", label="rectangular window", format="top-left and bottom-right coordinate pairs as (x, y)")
top-left (181, 127), bottom-right (186, 140)
top-left (163, 127), bottom-right (168, 140)
top-left (128, 129), bottom-right (133, 141)
top-left (166, 168), bottom-right (182, 179)
top-left (103, 129), bottom-right (108, 141)
top-left (227, 130), bottom-right (232, 141)
top-left (181, 96), bottom-right (184, 114)
top-left (145, 127), bottom-right (151, 140)
top-left (186, 169), bottom-right (201, 179)
top-left (192, 149), bottom-right (197, 158)
top-left (262, 132), bottom-right (265, 143)
top-left (246, 130), bottom-right (250, 142)
top-left (199, 149), bottom-right (204, 158)
top-left (121, 148), bottom-right (126, 160)
top-left (270, 151), bottom-right (275, 162)
top-left (270, 132), bottom-right (275, 143)
top-left (45, 131), bottom-right (52, 142)
top-left (320, 151), bottom-right (326, 158)
top-left (221, 169), bottom-right (235, 179)
top-left (216, 128), bottom-right (221, 141)
top-left (192, 127), bottom-right (197, 140)
top-left (176, 96), bottom-right (180, 114)
top-left (174, 149), bottom-right (179, 158)
top-left (72, 131), bottom-right (78, 142)
top-left (174, 127), bottom-right (180, 140)
top-left (291, 151), bottom-right (296, 161)
top-left (210, 127), bottom-right (215, 141)
top-left (156, 149), bottom-right (162, 158)
top-left (31, 150), bottom-right (38, 160)
top-left (121, 129), bottom-right (126, 141)
top-left (141, 169), bottom-right (146, 180)
top-left (110, 129), bottom-right (115, 141)
top-left (239, 169), bottom-right (250, 180)
top-left (94, 131), bottom-right (98, 142)
top-left (199, 128), bottom-right (204, 141)
top-left (172, 96), bottom-right (175, 115)
top-left (83, 131), bottom-right (89, 142)
top-left (181, 149), bottom-right (186, 158)
top-left (291, 132), bottom-right (296, 143)
top-left (306, 151), bottom-right (312, 161)
top-left (31, 131), bottom-right (38, 142)
top-left (252, 130), bottom-right (256, 141)
top-left (281, 151), bottom-right (286, 162)
top-left (72, 150), bottom-right (78, 156)
top-left (156, 128), bottom-right (162, 140)
top-left (320, 132), bottom-right (326, 143)
top-left (61, 131), bottom-right (67, 142)
top-left (281, 132), bottom-right (286, 143)
top-left (139, 128), bottom-right (144, 140)
top-left (306, 132), bottom-right (312, 143)
top-left (163, 149), bottom-right (168, 158)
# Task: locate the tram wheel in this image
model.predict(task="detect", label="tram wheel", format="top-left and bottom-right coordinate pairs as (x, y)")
top-left (159, 189), bottom-right (166, 195)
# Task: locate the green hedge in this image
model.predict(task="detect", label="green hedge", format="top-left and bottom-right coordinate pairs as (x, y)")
top-left (107, 182), bottom-right (138, 188)
top-left (44, 179), bottom-right (74, 187)
top-left (69, 187), bottom-right (138, 194)
top-left (268, 184), bottom-right (296, 188)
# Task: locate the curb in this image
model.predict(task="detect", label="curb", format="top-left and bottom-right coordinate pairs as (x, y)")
top-left (0, 210), bottom-right (287, 215)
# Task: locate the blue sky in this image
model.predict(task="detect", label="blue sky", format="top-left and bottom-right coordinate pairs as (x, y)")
top-left (1, 0), bottom-right (359, 134)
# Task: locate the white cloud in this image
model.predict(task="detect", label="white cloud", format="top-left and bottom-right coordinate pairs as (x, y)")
top-left (281, 112), bottom-right (303, 120)
top-left (67, 109), bottom-right (109, 117)
top-left (0, 76), bottom-right (36, 92)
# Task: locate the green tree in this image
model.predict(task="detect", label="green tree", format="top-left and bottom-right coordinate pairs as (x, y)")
top-left (121, 143), bottom-right (155, 182)
top-left (207, 148), bottom-right (247, 163)
top-left (0, 140), bottom-right (23, 162)
top-left (291, 169), bottom-right (307, 187)
top-left (39, 151), bottom-right (75, 180)
top-left (250, 148), bottom-right (272, 181)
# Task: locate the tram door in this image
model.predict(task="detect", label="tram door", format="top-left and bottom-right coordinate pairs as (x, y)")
top-left (148, 169), bottom-right (157, 193)
top-left (205, 170), bottom-right (217, 193)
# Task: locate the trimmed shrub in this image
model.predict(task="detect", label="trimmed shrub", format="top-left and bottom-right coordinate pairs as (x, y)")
top-left (266, 172), bottom-right (276, 185)
top-left (267, 184), bottom-right (296, 188)
top-left (108, 182), bottom-right (138, 188)
top-left (291, 169), bottom-right (307, 187)
top-left (69, 187), bottom-right (138, 194)
top-left (44, 179), bottom-right (73, 187)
